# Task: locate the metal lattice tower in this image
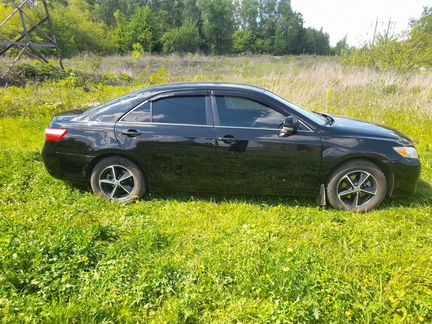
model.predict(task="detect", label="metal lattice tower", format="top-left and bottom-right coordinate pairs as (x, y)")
top-left (0, 0), bottom-right (63, 78)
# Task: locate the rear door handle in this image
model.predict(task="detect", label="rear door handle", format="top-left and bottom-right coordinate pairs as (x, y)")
top-left (121, 129), bottom-right (142, 137)
top-left (217, 136), bottom-right (238, 144)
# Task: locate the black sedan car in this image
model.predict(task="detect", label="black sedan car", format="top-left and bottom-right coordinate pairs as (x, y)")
top-left (42, 83), bottom-right (421, 212)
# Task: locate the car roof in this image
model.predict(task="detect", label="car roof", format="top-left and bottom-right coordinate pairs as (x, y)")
top-left (140, 82), bottom-right (267, 94)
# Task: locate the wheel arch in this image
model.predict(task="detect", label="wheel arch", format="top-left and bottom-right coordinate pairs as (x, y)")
top-left (323, 156), bottom-right (394, 197)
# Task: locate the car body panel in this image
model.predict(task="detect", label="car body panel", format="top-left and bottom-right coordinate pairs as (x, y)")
top-left (213, 127), bottom-right (322, 196)
top-left (114, 122), bottom-right (216, 192)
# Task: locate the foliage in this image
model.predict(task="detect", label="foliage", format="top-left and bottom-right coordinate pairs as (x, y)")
top-left (303, 28), bottom-right (331, 55)
top-left (198, 0), bottom-right (235, 54)
top-left (118, 6), bottom-right (166, 53)
top-left (0, 0), bottom-right (332, 57)
top-left (52, 0), bottom-right (116, 57)
top-left (0, 55), bottom-right (432, 323)
top-left (161, 21), bottom-right (201, 54)
top-left (131, 43), bottom-right (145, 64)
top-left (273, 9), bottom-right (305, 55)
top-left (341, 7), bottom-right (432, 71)
top-left (341, 39), bottom-right (419, 72)
top-left (233, 29), bottom-right (255, 53)
top-left (0, 62), bottom-right (67, 86)
top-left (410, 7), bottom-right (432, 67)
top-left (333, 36), bottom-right (350, 56)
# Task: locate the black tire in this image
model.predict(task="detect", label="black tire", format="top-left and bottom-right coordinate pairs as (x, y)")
top-left (90, 156), bottom-right (146, 204)
top-left (326, 160), bottom-right (387, 212)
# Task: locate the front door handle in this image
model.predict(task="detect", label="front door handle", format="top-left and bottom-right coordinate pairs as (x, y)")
top-left (217, 136), bottom-right (238, 144)
top-left (121, 129), bottom-right (142, 137)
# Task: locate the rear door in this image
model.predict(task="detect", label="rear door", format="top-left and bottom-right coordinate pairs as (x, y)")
top-left (115, 90), bottom-right (216, 192)
top-left (212, 90), bottom-right (322, 196)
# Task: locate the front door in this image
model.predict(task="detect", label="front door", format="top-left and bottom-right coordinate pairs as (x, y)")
top-left (212, 92), bottom-right (322, 196)
top-left (115, 91), bottom-right (216, 192)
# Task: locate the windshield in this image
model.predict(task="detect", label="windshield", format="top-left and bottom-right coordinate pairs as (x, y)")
top-left (264, 90), bottom-right (327, 125)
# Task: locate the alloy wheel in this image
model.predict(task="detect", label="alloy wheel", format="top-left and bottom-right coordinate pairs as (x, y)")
top-left (336, 170), bottom-right (378, 210)
top-left (98, 165), bottom-right (135, 200)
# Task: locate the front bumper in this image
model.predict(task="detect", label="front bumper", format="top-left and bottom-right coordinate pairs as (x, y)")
top-left (386, 157), bottom-right (421, 197)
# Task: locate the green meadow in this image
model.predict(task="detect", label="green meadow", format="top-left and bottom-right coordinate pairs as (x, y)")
top-left (0, 55), bottom-right (431, 323)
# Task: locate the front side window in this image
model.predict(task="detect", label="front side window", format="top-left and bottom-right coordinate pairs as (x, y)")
top-left (216, 96), bottom-right (285, 128)
top-left (152, 96), bottom-right (207, 125)
top-left (122, 101), bottom-right (151, 122)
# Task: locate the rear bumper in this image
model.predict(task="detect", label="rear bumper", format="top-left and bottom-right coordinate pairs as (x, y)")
top-left (386, 158), bottom-right (421, 197)
top-left (42, 143), bottom-right (93, 183)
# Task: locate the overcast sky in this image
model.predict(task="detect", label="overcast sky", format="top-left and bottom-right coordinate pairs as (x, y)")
top-left (292, 0), bottom-right (431, 46)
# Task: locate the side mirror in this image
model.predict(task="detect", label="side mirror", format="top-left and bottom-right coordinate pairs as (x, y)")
top-left (279, 116), bottom-right (299, 137)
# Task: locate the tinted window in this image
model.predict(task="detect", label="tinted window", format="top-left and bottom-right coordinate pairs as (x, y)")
top-left (263, 90), bottom-right (326, 126)
top-left (216, 96), bottom-right (285, 128)
top-left (122, 101), bottom-right (151, 122)
top-left (152, 96), bottom-right (207, 125)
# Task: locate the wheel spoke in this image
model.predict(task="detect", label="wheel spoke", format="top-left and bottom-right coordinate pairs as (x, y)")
top-left (100, 179), bottom-right (115, 185)
top-left (119, 184), bottom-right (132, 195)
top-left (358, 172), bottom-right (370, 187)
top-left (119, 171), bottom-right (132, 182)
top-left (353, 192), bottom-right (360, 208)
top-left (343, 175), bottom-right (355, 188)
top-left (338, 189), bottom-right (356, 197)
top-left (111, 166), bottom-right (117, 180)
top-left (360, 187), bottom-right (377, 196)
top-left (110, 185), bottom-right (118, 198)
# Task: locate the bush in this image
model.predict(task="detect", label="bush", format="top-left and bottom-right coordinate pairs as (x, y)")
top-left (341, 7), bottom-right (432, 72)
top-left (341, 39), bottom-right (419, 72)
top-left (0, 62), bottom-right (67, 87)
top-left (161, 21), bottom-right (201, 54)
top-left (233, 29), bottom-right (255, 53)
top-left (117, 6), bottom-right (165, 53)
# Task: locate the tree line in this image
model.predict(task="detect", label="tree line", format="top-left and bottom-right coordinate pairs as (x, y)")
top-left (0, 0), bottom-right (331, 57)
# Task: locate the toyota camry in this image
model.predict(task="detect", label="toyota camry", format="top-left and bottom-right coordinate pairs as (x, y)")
top-left (42, 83), bottom-right (421, 212)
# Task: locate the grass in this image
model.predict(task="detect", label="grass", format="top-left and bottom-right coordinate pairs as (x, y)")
top-left (0, 54), bottom-right (431, 323)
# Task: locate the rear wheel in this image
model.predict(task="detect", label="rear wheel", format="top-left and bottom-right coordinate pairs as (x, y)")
top-left (90, 157), bottom-right (146, 203)
top-left (326, 160), bottom-right (387, 212)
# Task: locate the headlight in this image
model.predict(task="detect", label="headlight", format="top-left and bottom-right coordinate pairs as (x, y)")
top-left (393, 146), bottom-right (418, 159)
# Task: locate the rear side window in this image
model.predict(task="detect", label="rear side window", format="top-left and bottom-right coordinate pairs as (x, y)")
top-left (216, 96), bottom-right (285, 128)
top-left (152, 96), bottom-right (206, 125)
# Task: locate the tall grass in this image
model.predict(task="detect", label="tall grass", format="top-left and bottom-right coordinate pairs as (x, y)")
top-left (0, 55), bottom-right (431, 323)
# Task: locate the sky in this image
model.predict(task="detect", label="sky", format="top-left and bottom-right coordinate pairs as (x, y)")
top-left (292, 0), bottom-right (431, 47)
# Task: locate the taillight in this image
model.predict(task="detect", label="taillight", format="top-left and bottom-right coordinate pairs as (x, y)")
top-left (45, 128), bottom-right (68, 142)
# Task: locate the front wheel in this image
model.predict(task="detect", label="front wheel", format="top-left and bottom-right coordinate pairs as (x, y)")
top-left (90, 156), bottom-right (146, 203)
top-left (326, 160), bottom-right (387, 212)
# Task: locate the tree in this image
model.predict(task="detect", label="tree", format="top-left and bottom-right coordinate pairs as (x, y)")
top-left (119, 6), bottom-right (166, 53)
top-left (52, 0), bottom-right (116, 57)
top-left (233, 29), bottom-right (255, 53)
top-left (255, 0), bottom-right (278, 52)
top-left (235, 0), bottom-right (259, 33)
top-left (161, 20), bottom-right (201, 54)
top-left (182, 0), bottom-right (203, 30)
top-left (333, 36), bottom-right (349, 55)
top-left (409, 7), bottom-right (432, 66)
top-left (198, 0), bottom-right (235, 54)
top-left (273, 9), bottom-right (304, 55)
top-left (302, 27), bottom-right (330, 55)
